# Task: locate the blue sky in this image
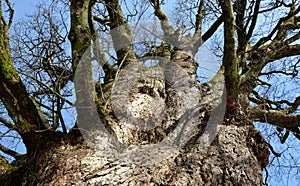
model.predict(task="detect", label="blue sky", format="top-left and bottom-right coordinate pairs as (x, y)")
top-left (10, 0), bottom-right (35, 19)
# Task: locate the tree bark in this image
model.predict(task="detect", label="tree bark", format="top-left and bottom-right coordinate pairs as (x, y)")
top-left (0, 0), bottom-right (271, 185)
top-left (0, 51), bottom-right (269, 186)
top-left (0, 1), bottom-right (50, 154)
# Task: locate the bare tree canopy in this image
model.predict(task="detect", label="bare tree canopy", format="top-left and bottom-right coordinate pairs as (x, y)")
top-left (0, 0), bottom-right (299, 185)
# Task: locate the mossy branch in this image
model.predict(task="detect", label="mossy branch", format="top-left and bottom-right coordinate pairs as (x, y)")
top-left (218, 0), bottom-right (239, 115)
top-left (0, 7), bottom-right (50, 135)
top-left (150, 0), bottom-right (174, 36)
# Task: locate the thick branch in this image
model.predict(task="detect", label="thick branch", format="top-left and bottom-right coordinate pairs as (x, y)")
top-left (192, 6), bottom-right (224, 55)
top-left (248, 107), bottom-right (300, 135)
top-left (202, 16), bottom-right (223, 43)
top-left (104, 0), bottom-right (136, 67)
top-left (0, 8), bottom-right (50, 136)
top-left (194, 0), bottom-right (204, 38)
top-left (250, 92), bottom-right (300, 113)
top-left (236, 0), bottom-right (247, 51)
top-left (150, 0), bottom-right (174, 36)
top-left (242, 11), bottom-right (300, 84)
top-left (219, 0), bottom-right (239, 115)
top-left (68, 0), bottom-right (93, 72)
top-left (269, 44), bottom-right (300, 62)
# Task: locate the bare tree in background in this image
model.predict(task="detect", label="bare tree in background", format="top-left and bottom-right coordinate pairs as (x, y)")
top-left (0, 0), bottom-right (299, 185)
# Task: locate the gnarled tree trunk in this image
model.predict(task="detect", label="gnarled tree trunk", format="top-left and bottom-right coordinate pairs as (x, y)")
top-left (0, 0), bottom-right (272, 185)
top-left (1, 51), bottom-right (269, 186)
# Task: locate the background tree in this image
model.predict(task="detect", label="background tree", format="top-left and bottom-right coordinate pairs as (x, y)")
top-left (0, 0), bottom-right (299, 185)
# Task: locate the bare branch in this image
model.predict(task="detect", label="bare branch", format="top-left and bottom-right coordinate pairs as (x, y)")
top-left (0, 117), bottom-right (17, 131)
top-left (4, 0), bottom-right (14, 28)
top-left (17, 71), bottom-right (74, 107)
top-left (0, 143), bottom-right (22, 159)
top-left (269, 44), bottom-right (300, 62)
top-left (93, 15), bottom-right (110, 26)
top-left (253, 4), bottom-right (300, 49)
top-left (267, 142), bottom-right (281, 157)
top-left (289, 96), bottom-right (300, 113)
top-left (245, 0), bottom-right (260, 41)
top-left (250, 90), bottom-right (300, 112)
top-left (248, 107), bottom-right (300, 135)
top-left (194, 0), bottom-right (204, 38)
top-left (236, 0), bottom-right (247, 50)
top-left (0, 11), bottom-right (50, 139)
top-left (57, 98), bottom-right (67, 134)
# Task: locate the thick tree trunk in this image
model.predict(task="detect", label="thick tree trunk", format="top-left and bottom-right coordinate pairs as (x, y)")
top-left (0, 0), bottom-right (270, 184)
top-left (0, 51), bottom-right (269, 186)
top-left (52, 124), bottom-right (269, 185)
top-left (0, 121), bottom-right (269, 185)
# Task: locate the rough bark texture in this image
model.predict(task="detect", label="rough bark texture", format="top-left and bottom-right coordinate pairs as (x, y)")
top-left (0, 123), bottom-right (268, 185)
top-left (0, 0), bottom-right (276, 185)
top-left (0, 51), bottom-right (269, 185)
top-left (51, 125), bottom-right (268, 186)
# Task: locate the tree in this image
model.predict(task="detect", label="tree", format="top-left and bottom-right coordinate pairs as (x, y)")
top-left (0, 0), bottom-right (299, 185)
